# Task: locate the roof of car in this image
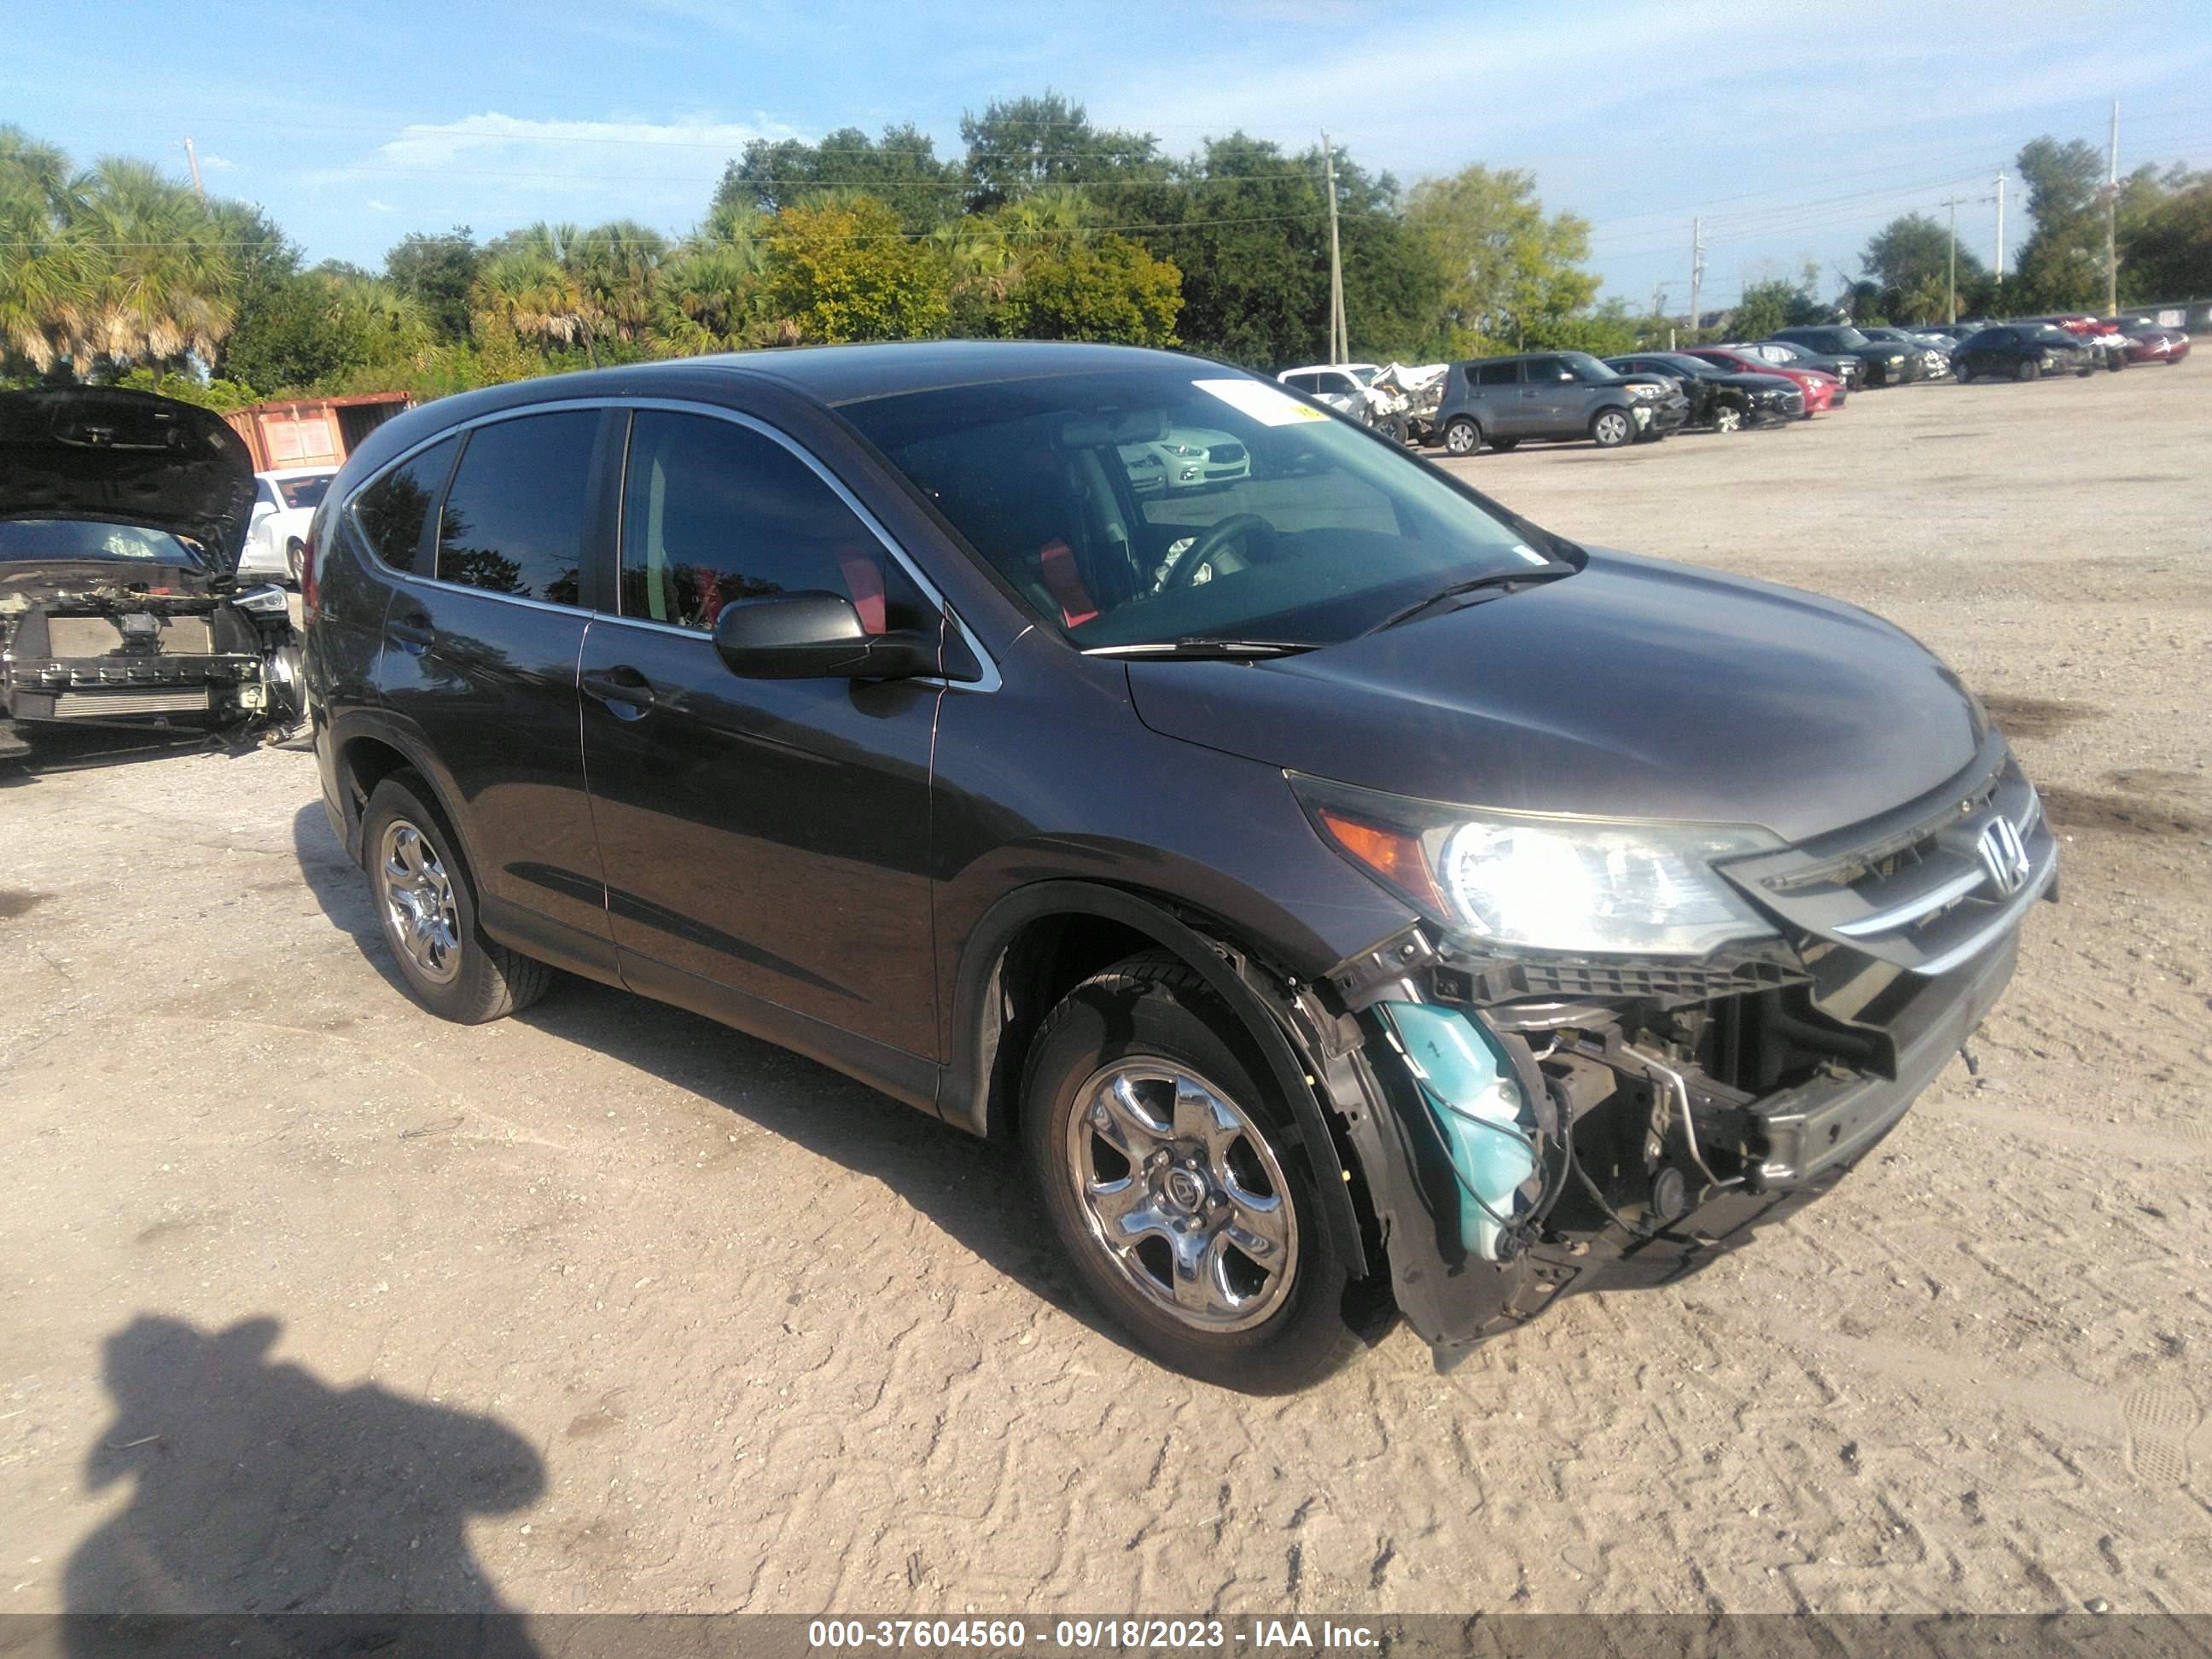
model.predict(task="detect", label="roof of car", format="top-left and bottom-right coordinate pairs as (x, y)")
top-left (707, 340), bottom-right (1225, 405)
top-left (255, 465), bottom-right (338, 480)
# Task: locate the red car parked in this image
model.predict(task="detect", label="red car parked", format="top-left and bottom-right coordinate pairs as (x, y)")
top-left (2109, 316), bottom-right (2192, 365)
top-left (1679, 347), bottom-right (1842, 416)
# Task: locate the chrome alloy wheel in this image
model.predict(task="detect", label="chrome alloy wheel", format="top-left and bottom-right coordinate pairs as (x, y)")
top-left (1065, 1060), bottom-right (1299, 1331)
top-left (378, 818), bottom-right (462, 985)
top-left (1593, 409), bottom-right (1632, 445)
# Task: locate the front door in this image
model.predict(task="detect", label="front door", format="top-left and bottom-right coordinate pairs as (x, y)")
top-left (579, 407), bottom-right (944, 1062)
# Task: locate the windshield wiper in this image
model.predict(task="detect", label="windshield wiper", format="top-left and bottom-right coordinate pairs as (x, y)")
top-left (1083, 637), bottom-right (1315, 660)
top-left (1360, 566), bottom-right (1573, 637)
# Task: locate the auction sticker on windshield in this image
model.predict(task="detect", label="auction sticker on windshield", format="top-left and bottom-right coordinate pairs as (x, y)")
top-left (1192, 378), bottom-right (1330, 425)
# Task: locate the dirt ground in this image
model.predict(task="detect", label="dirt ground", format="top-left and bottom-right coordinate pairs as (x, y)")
top-left (1, 364), bottom-right (2207, 1620)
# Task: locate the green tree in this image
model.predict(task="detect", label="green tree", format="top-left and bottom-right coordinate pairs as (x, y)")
top-left (1405, 164), bottom-right (1596, 353)
top-left (1730, 272), bottom-right (1829, 340)
top-left (653, 210), bottom-right (767, 354)
top-left (1002, 231), bottom-right (1181, 345)
top-left (2012, 136), bottom-right (2108, 310)
top-left (384, 229), bottom-right (479, 342)
top-left (0, 135), bottom-right (237, 377)
top-left (760, 195), bottom-right (949, 343)
top-left (2119, 169), bottom-right (2212, 300)
top-left (1861, 212), bottom-right (1985, 323)
top-left (715, 125), bottom-right (963, 233)
top-left (222, 267), bottom-right (428, 393)
top-left (958, 91), bottom-right (1163, 212)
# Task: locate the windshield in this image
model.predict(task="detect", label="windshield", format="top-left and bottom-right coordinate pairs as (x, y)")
top-left (841, 366), bottom-right (1559, 650)
top-left (275, 474), bottom-right (333, 510)
top-left (2029, 326), bottom-right (2079, 345)
top-left (1655, 354), bottom-right (1721, 377)
top-left (0, 518), bottom-right (206, 567)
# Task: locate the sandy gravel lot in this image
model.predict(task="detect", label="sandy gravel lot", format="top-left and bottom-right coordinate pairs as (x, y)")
top-left (1, 364), bottom-right (2206, 1620)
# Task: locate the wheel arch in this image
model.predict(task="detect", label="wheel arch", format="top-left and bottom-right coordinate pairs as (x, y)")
top-left (940, 879), bottom-right (1372, 1280)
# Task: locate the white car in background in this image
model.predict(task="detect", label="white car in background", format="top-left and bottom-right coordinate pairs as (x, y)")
top-left (1277, 364), bottom-right (1381, 419)
top-left (236, 467), bottom-right (336, 585)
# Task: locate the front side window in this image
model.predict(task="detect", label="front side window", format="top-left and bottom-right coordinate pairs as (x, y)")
top-left (351, 436), bottom-right (459, 574)
top-left (436, 412), bottom-right (597, 604)
top-left (841, 366), bottom-right (1553, 652)
top-left (618, 410), bottom-right (927, 635)
top-left (276, 474), bottom-right (333, 510)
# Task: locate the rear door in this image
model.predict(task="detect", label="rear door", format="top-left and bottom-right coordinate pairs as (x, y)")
top-left (375, 406), bottom-right (617, 975)
top-left (577, 405), bottom-right (945, 1064)
top-left (1469, 359), bottom-right (1525, 434)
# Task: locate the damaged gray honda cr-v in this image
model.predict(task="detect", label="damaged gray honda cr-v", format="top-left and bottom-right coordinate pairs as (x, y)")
top-left (303, 342), bottom-right (2056, 1391)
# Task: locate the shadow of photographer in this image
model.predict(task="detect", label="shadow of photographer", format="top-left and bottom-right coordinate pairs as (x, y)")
top-left (63, 1314), bottom-right (543, 1655)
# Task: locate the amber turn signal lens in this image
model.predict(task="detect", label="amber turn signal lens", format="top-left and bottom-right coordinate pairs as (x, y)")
top-left (1315, 807), bottom-right (1445, 914)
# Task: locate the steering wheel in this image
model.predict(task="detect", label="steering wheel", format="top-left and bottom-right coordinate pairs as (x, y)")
top-left (1158, 513), bottom-right (1273, 593)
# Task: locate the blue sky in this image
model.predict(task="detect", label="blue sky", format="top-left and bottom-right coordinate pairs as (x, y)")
top-left (5, 0), bottom-right (2209, 315)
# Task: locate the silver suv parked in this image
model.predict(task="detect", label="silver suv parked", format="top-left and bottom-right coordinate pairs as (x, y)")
top-left (1430, 352), bottom-right (1661, 456)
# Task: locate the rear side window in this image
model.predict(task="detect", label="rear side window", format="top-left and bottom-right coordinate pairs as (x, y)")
top-left (436, 412), bottom-right (598, 604)
top-left (616, 410), bottom-right (928, 636)
top-left (350, 437), bottom-right (459, 573)
top-left (1473, 361), bottom-right (1518, 387)
top-left (1282, 373), bottom-right (1317, 392)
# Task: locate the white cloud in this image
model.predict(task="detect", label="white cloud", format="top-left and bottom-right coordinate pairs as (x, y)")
top-left (365, 198), bottom-right (396, 214)
top-left (370, 111), bottom-right (797, 170)
top-left (199, 152), bottom-right (237, 172)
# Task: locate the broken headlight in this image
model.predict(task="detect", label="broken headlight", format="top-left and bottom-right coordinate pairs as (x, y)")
top-left (1293, 775), bottom-right (1782, 957)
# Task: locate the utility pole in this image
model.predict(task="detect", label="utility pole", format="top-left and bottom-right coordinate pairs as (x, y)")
top-left (1941, 195), bottom-right (1963, 323)
top-left (1993, 171), bottom-right (2006, 286)
top-left (1321, 130), bottom-right (1346, 364)
top-left (183, 137), bottom-right (205, 199)
top-left (2104, 99), bottom-right (2120, 317)
top-left (1688, 217), bottom-right (1705, 339)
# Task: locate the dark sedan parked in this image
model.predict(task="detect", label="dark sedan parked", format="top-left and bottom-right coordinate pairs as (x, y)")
top-left (1604, 353), bottom-right (1806, 430)
top-left (303, 342), bottom-right (2055, 1390)
top-left (1767, 324), bottom-right (1913, 387)
top-left (1952, 324), bottom-right (2100, 381)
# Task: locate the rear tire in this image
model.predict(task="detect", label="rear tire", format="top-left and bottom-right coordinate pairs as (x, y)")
top-left (1442, 417), bottom-right (1481, 456)
top-left (362, 772), bottom-right (553, 1024)
top-left (1022, 952), bottom-right (1371, 1393)
top-left (1590, 407), bottom-right (1634, 448)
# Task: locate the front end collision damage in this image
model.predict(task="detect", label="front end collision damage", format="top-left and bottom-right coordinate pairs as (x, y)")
top-left (1231, 762), bottom-right (2055, 1371)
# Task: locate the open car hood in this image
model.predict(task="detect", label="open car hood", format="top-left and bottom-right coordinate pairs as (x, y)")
top-left (0, 388), bottom-right (256, 583)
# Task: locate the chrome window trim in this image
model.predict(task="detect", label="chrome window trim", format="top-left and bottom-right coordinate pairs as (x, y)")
top-left (345, 395), bottom-right (998, 693)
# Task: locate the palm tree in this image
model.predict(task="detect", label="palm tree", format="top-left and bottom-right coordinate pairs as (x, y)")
top-left (469, 225), bottom-right (590, 353)
top-left (69, 156), bottom-right (236, 364)
top-left (568, 220), bottom-right (667, 342)
top-left (2, 133), bottom-right (236, 376)
top-left (653, 207), bottom-right (765, 353)
top-left (0, 125), bottom-right (96, 372)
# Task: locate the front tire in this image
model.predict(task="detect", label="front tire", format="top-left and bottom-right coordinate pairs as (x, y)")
top-left (1711, 405), bottom-right (1744, 434)
top-left (284, 538), bottom-right (305, 586)
top-left (1022, 953), bottom-right (1369, 1392)
top-left (1590, 407), bottom-right (1634, 448)
top-left (1442, 417), bottom-right (1481, 456)
top-left (362, 772), bottom-right (553, 1024)
top-left (2016, 358), bottom-right (2040, 382)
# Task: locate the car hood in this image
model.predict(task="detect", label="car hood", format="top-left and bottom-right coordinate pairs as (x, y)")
top-left (1125, 550), bottom-right (1986, 845)
top-left (0, 388), bottom-right (255, 582)
top-left (1712, 371), bottom-right (1801, 393)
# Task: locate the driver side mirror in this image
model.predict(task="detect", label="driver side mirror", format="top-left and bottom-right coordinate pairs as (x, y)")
top-left (712, 591), bottom-right (937, 682)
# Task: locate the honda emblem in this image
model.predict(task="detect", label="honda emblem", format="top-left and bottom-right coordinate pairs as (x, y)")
top-left (1976, 816), bottom-right (2030, 897)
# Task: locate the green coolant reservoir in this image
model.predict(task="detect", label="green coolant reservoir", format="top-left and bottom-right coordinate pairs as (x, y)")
top-left (1379, 1002), bottom-right (1538, 1261)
